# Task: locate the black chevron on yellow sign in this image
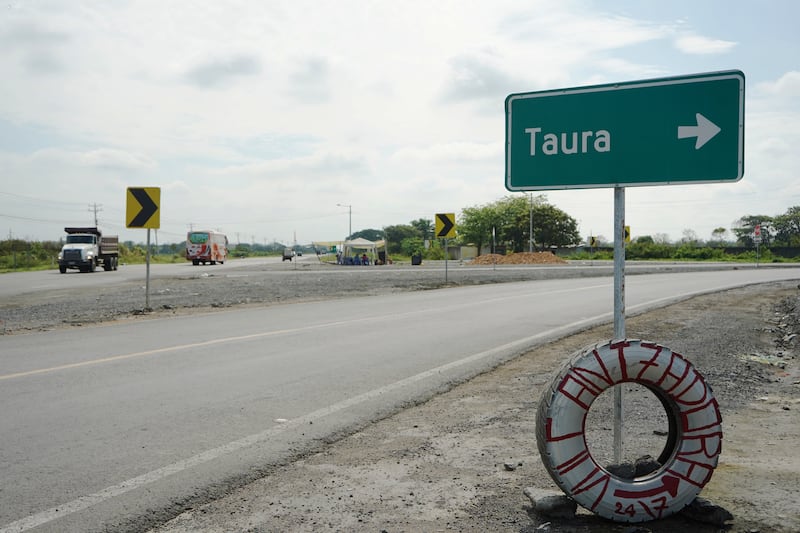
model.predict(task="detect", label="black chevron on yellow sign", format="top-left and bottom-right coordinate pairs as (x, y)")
top-left (126, 187), bottom-right (161, 229)
top-left (624, 225), bottom-right (631, 243)
top-left (435, 213), bottom-right (456, 238)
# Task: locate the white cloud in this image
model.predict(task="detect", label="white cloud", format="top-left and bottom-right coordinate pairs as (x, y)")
top-left (502, 9), bottom-right (672, 51)
top-left (24, 147), bottom-right (155, 171)
top-left (211, 150), bottom-right (371, 181)
top-left (674, 34), bottom-right (737, 55)
top-left (756, 71), bottom-right (800, 97)
top-left (287, 57), bottom-right (332, 102)
top-left (83, 149), bottom-right (158, 170)
top-left (391, 142), bottom-right (502, 163)
top-left (183, 54), bottom-right (262, 88)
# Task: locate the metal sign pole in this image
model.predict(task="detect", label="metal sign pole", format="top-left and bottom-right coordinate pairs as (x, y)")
top-left (613, 186), bottom-right (626, 463)
top-left (756, 241), bottom-right (760, 268)
top-left (529, 193), bottom-right (534, 252)
top-left (444, 238), bottom-right (449, 283)
top-left (146, 228), bottom-right (151, 310)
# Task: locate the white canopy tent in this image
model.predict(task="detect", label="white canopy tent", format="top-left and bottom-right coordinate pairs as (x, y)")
top-left (341, 238), bottom-right (387, 265)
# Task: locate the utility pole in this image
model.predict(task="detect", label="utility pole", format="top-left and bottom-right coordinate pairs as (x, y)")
top-left (88, 203), bottom-right (103, 226)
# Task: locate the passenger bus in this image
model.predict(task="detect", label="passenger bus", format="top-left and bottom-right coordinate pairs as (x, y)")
top-left (186, 230), bottom-right (229, 265)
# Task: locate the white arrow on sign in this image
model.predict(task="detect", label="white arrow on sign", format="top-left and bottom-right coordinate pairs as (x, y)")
top-left (677, 113), bottom-right (721, 149)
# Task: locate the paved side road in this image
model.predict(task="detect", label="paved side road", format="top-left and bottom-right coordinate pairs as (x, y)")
top-left (145, 281), bottom-right (800, 533)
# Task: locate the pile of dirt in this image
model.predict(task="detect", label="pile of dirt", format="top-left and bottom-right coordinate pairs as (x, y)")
top-left (469, 251), bottom-right (567, 265)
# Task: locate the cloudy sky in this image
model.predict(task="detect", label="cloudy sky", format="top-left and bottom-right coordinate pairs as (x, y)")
top-left (1, 0), bottom-right (798, 246)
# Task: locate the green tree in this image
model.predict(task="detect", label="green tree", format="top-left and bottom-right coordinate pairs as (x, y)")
top-left (680, 229), bottom-right (701, 246)
top-left (350, 228), bottom-right (384, 241)
top-left (710, 227), bottom-right (728, 246)
top-left (772, 206), bottom-right (800, 246)
top-left (409, 218), bottom-right (434, 240)
top-left (459, 203), bottom-right (499, 255)
top-left (498, 195), bottom-right (541, 252)
top-left (732, 215), bottom-right (772, 247)
top-left (532, 202), bottom-right (580, 249)
top-left (384, 224), bottom-right (421, 254)
top-left (400, 236), bottom-right (424, 257)
top-left (459, 195), bottom-right (580, 254)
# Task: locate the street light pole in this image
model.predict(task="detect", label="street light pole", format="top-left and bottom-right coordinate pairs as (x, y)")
top-left (337, 203), bottom-right (352, 239)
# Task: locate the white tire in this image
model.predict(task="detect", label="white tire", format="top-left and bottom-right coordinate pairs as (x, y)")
top-left (536, 339), bottom-right (722, 522)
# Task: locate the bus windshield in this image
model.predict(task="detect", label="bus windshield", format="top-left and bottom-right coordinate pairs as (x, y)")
top-left (188, 232), bottom-right (209, 244)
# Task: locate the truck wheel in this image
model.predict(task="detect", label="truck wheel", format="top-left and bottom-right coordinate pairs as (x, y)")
top-left (113, 257), bottom-right (119, 270)
top-left (536, 339), bottom-right (721, 522)
top-left (90, 261), bottom-right (96, 272)
top-left (59, 266), bottom-right (67, 274)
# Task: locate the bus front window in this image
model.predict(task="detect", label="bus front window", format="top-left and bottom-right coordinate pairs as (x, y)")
top-left (189, 233), bottom-right (209, 244)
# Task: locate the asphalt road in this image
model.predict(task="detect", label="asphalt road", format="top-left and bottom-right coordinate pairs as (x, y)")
top-left (2, 267), bottom-right (800, 532)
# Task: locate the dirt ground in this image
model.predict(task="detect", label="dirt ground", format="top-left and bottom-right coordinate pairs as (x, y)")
top-left (145, 281), bottom-right (800, 533)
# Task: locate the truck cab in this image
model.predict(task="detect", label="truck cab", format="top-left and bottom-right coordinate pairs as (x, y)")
top-left (58, 227), bottom-right (119, 273)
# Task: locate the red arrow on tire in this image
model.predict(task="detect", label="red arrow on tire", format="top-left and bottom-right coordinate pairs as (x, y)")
top-left (613, 475), bottom-right (680, 499)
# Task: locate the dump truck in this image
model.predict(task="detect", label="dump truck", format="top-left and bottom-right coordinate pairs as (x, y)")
top-left (58, 227), bottom-right (120, 273)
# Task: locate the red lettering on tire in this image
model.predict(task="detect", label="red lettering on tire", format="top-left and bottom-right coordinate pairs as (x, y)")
top-left (536, 339), bottom-right (722, 522)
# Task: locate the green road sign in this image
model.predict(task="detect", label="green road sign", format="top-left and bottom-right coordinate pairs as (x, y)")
top-left (505, 70), bottom-right (744, 191)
